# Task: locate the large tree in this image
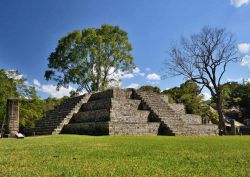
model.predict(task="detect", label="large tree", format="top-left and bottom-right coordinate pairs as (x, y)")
top-left (165, 27), bottom-right (239, 134)
top-left (45, 24), bottom-right (134, 93)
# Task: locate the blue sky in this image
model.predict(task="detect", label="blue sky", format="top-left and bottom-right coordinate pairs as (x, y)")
top-left (1, 0), bottom-right (250, 99)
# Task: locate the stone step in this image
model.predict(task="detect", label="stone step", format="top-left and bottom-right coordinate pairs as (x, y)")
top-left (47, 109), bottom-right (76, 114)
top-left (44, 114), bottom-right (69, 119)
top-left (72, 109), bottom-right (150, 123)
top-left (35, 117), bottom-right (67, 125)
top-left (180, 114), bottom-right (202, 124)
top-left (89, 89), bottom-right (133, 101)
top-left (36, 121), bottom-right (65, 128)
top-left (62, 122), bottom-right (109, 135)
top-left (134, 90), bottom-right (218, 136)
top-left (188, 124), bottom-right (218, 136)
top-left (62, 122), bottom-right (160, 136)
top-left (27, 93), bottom-right (91, 136)
top-left (36, 118), bottom-right (70, 126)
top-left (109, 122), bottom-right (160, 136)
top-left (110, 110), bottom-right (150, 123)
top-left (81, 98), bottom-right (141, 111)
top-left (73, 109), bottom-right (110, 122)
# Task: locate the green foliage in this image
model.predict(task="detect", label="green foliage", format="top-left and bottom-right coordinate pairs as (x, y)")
top-left (19, 96), bottom-right (66, 132)
top-left (163, 81), bottom-right (201, 114)
top-left (0, 135), bottom-right (250, 177)
top-left (199, 104), bottom-right (219, 124)
top-left (163, 80), bottom-right (218, 122)
top-left (0, 70), bottom-right (19, 125)
top-left (139, 85), bottom-right (161, 93)
top-left (19, 98), bottom-right (44, 132)
top-left (162, 87), bottom-right (181, 103)
top-left (219, 81), bottom-right (250, 120)
top-left (0, 69), bottom-right (65, 131)
top-left (45, 24), bottom-right (134, 93)
top-left (221, 82), bottom-right (242, 108)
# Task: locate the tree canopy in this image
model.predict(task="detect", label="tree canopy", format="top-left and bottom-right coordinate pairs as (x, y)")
top-left (219, 81), bottom-right (250, 122)
top-left (45, 24), bottom-right (134, 93)
top-left (139, 85), bottom-right (161, 93)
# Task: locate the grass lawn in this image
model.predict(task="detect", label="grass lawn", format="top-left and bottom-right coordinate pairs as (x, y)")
top-left (0, 135), bottom-right (250, 177)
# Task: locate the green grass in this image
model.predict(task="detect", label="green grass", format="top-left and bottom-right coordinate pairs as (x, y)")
top-left (0, 135), bottom-right (250, 177)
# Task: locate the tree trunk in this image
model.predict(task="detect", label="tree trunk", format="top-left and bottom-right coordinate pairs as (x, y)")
top-left (216, 95), bottom-right (226, 135)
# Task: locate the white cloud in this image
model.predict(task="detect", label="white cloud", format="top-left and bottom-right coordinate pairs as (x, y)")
top-left (107, 66), bottom-right (146, 81)
top-left (244, 78), bottom-right (250, 83)
top-left (241, 55), bottom-right (250, 68)
top-left (133, 67), bottom-right (145, 77)
top-left (33, 79), bottom-right (41, 87)
top-left (126, 83), bottom-right (140, 89)
top-left (120, 73), bottom-right (134, 79)
top-left (33, 79), bottom-right (83, 98)
top-left (5, 70), bottom-right (24, 80)
top-left (146, 80), bottom-right (160, 85)
top-left (238, 43), bottom-right (250, 54)
top-left (107, 68), bottom-right (133, 81)
top-left (133, 67), bottom-right (140, 73)
top-left (227, 77), bottom-right (250, 84)
top-left (227, 77), bottom-right (244, 83)
top-left (201, 92), bottom-right (211, 101)
top-left (147, 73), bottom-right (161, 80)
top-left (40, 85), bottom-right (75, 98)
top-left (145, 67), bottom-right (151, 71)
top-left (231, 0), bottom-right (250, 7)
top-left (139, 73), bottom-right (145, 76)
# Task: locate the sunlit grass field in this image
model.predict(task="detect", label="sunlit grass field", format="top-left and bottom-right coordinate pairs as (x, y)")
top-left (0, 135), bottom-right (250, 177)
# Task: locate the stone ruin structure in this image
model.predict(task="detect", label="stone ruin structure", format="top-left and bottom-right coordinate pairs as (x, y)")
top-left (25, 89), bottom-right (218, 136)
top-left (6, 98), bottom-right (20, 135)
top-left (1, 98), bottom-right (24, 138)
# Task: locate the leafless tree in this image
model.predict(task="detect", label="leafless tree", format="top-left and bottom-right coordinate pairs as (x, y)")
top-left (165, 27), bottom-right (240, 134)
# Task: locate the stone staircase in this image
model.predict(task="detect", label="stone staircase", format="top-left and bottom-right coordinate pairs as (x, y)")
top-left (134, 90), bottom-right (218, 136)
top-left (26, 94), bottom-right (91, 135)
top-left (62, 89), bottom-right (160, 135)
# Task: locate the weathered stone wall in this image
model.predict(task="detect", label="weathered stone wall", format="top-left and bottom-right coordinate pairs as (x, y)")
top-left (6, 98), bottom-right (19, 134)
top-left (160, 95), bottom-right (169, 103)
top-left (180, 114), bottom-right (202, 124)
top-left (62, 122), bottom-right (109, 135)
top-left (89, 89), bottom-right (133, 101)
top-left (81, 98), bottom-right (141, 112)
top-left (109, 122), bottom-right (160, 135)
top-left (110, 110), bottom-right (149, 123)
top-left (168, 103), bottom-right (186, 115)
top-left (73, 109), bottom-right (110, 123)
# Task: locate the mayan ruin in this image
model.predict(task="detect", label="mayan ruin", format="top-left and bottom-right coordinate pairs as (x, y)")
top-left (25, 89), bottom-right (218, 136)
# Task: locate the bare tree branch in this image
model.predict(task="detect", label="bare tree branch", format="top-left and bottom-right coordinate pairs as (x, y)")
top-left (164, 26), bottom-right (240, 134)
